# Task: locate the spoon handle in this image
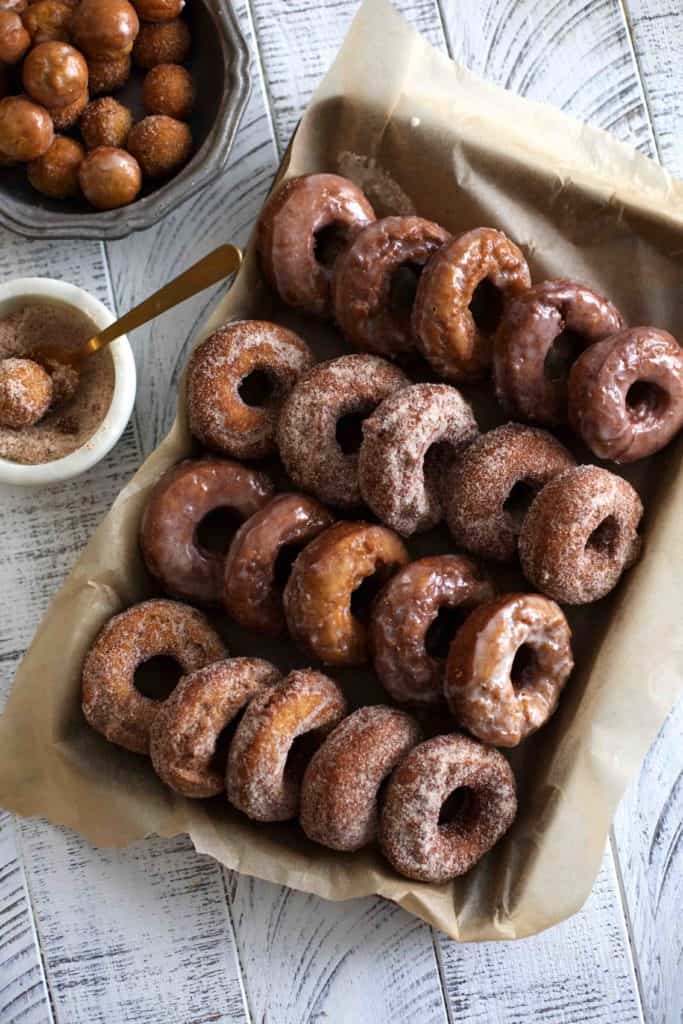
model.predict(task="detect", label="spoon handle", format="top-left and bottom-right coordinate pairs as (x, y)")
top-left (83, 243), bottom-right (243, 357)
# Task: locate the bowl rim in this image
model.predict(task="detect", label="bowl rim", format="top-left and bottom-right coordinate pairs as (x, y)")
top-left (0, 277), bottom-right (137, 487)
top-left (0, 0), bottom-right (251, 241)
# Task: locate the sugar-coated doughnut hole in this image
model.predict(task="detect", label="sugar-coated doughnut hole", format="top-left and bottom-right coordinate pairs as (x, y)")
top-left (48, 87), bottom-right (87, 130)
top-left (21, 0), bottom-right (74, 43)
top-left (127, 114), bottom-right (191, 178)
top-left (132, 17), bottom-right (190, 68)
top-left (0, 9), bottom-right (30, 62)
top-left (80, 97), bottom-right (132, 149)
top-left (27, 134), bottom-right (83, 198)
top-left (78, 146), bottom-right (142, 210)
top-left (0, 95), bottom-right (53, 161)
top-left (0, 358), bottom-right (54, 429)
top-left (133, 0), bottom-right (185, 21)
top-left (87, 54), bottom-right (131, 94)
top-left (23, 40), bottom-right (88, 109)
top-left (142, 63), bottom-right (194, 119)
top-left (71, 0), bottom-right (139, 59)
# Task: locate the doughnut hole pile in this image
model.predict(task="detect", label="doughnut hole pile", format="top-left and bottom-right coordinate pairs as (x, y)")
top-left (0, 0), bottom-right (196, 208)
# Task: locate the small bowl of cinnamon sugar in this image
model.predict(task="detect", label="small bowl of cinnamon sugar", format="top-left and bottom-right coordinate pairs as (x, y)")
top-left (0, 277), bottom-right (136, 486)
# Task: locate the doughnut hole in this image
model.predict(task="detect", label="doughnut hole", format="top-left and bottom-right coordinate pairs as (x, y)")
top-left (389, 261), bottom-right (423, 320)
top-left (424, 605), bottom-right (469, 661)
top-left (503, 478), bottom-right (538, 529)
top-left (543, 328), bottom-right (583, 382)
top-left (586, 514), bottom-right (620, 559)
top-left (0, 357), bottom-right (53, 428)
top-left (0, 10), bottom-right (30, 63)
top-left (350, 562), bottom-right (393, 624)
top-left (626, 380), bottom-right (669, 423)
top-left (438, 786), bottom-right (476, 828)
top-left (313, 221), bottom-right (351, 268)
top-left (509, 642), bottom-right (541, 692)
top-left (469, 277), bottom-right (504, 334)
top-left (194, 505), bottom-right (244, 556)
top-left (238, 367), bottom-right (276, 408)
top-left (142, 62), bottom-right (194, 120)
top-left (133, 654), bottom-right (183, 701)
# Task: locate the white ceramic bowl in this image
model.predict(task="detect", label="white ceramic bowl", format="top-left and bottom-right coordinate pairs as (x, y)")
top-left (0, 278), bottom-right (136, 487)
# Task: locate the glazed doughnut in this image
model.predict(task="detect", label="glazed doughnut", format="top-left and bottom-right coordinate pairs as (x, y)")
top-left (333, 216), bottom-right (450, 356)
top-left (445, 593), bottom-right (573, 747)
top-left (78, 147), bottom-right (142, 210)
top-left (186, 320), bottom-right (314, 459)
top-left (258, 173), bottom-right (375, 317)
top-left (0, 358), bottom-right (53, 428)
top-left (413, 227), bottom-right (531, 382)
top-left (27, 134), bottom-right (84, 199)
top-left (71, 0), bottom-right (139, 59)
top-left (81, 598), bottom-right (225, 755)
top-left (519, 465), bottom-right (643, 604)
top-left (150, 657), bottom-right (281, 797)
top-left (359, 383), bottom-right (478, 536)
top-left (0, 95), bottom-right (54, 162)
top-left (277, 354), bottom-right (409, 508)
top-left (370, 555), bottom-right (495, 705)
top-left (379, 733), bottom-right (517, 883)
top-left (446, 423), bottom-right (575, 561)
top-left (140, 457), bottom-right (274, 605)
top-left (133, 0), bottom-right (184, 21)
top-left (568, 327), bottom-right (683, 462)
top-left (300, 706), bottom-right (421, 852)
top-left (284, 521), bottom-right (409, 665)
top-left (223, 493), bottom-right (334, 635)
top-left (494, 279), bottom-right (624, 426)
top-left (0, 10), bottom-right (30, 63)
top-left (21, 1), bottom-right (74, 44)
top-left (226, 669), bottom-right (347, 822)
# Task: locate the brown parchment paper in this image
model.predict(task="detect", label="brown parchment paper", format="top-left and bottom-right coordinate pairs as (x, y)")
top-left (1, 0), bottom-right (683, 942)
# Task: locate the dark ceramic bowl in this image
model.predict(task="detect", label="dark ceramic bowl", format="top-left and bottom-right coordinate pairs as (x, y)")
top-left (0, 0), bottom-right (250, 240)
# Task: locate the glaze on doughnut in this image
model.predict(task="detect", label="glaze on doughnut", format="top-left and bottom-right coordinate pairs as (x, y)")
top-left (370, 555), bottom-right (495, 705)
top-left (494, 279), bottom-right (624, 425)
top-left (186, 320), bottom-right (314, 459)
top-left (413, 227), bottom-right (531, 382)
top-left (140, 457), bottom-right (274, 605)
top-left (277, 354), bottom-right (409, 508)
top-left (379, 733), bottom-right (517, 883)
top-left (568, 327), bottom-right (683, 462)
top-left (519, 465), bottom-right (643, 604)
top-left (149, 657), bottom-right (281, 797)
top-left (223, 493), bottom-right (334, 635)
top-left (333, 216), bottom-right (450, 356)
top-left (446, 423), bottom-right (575, 561)
top-left (445, 594), bottom-right (573, 747)
top-left (82, 598), bottom-right (225, 755)
top-left (258, 173), bottom-right (375, 316)
top-left (226, 669), bottom-right (347, 821)
top-left (284, 521), bottom-right (409, 665)
top-left (300, 706), bottom-right (421, 852)
top-left (359, 383), bottom-right (478, 535)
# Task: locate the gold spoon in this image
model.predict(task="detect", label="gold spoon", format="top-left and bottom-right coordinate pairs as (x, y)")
top-left (32, 243), bottom-right (243, 369)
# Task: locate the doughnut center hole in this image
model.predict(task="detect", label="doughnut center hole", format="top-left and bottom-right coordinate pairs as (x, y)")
top-left (350, 564), bottom-right (391, 624)
top-left (543, 329), bottom-right (584, 382)
top-left (285, 731), bottom-right (322, 784)
top-left (195, 506), bottom-right (244, 555)
top-left (586, 515), bottom-right (619, 558)
top-left (273, 542), bottom-right (303, 590)
top-left (510, 643), bottom-right (540, 692)
top-left (210, 716), bottom-right (243, 775)
top-left (389, 262), bottom-right (423, 320)
top-left (134, 655), bottom-right (183, 701)
top-left (469, 278), bottom-right (504, 334)
top-left (313, 221), bottom-right (349, 268)
top-left (425, 605), bottom-right (469, 660)
top-left (335, 410), bottom-right (367, 454)
top-left (423, 440), bottom-right (454, 481)
top-left (439, 787), bottom-right (475, 827)
top-left (626, 380), bottom-right (667, 422)
top-left (503, 479), bottom-right (537, 528)
top-left (239, 369), bottom-right (276, 407)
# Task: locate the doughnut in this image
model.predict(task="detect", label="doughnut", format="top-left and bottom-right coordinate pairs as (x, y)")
top-left (71, 0), bottom-right (139, 60)
top-left (127, 114), bottom-right (192, 178)
top-left (333, 216), bottom-right (451, 356)
top-left (186, 320), bottom-right (314, 460)
top-left (0, 358), bottom-right (53, 428)
top-left (413, 227), bottom-right (531, 382)
top-left (23, 41), bottom-right (88, 108)
top-left (142, 62), bottom-right (194, 119)
top-left (223, 493), bottom-right (334, 635)
top-left (133, 0), bottom-right (184, 20)
top-left (494, 279), bottom-right (624, 426)
top-left (150, 657), bottom-right (281, 797)
top-left (140, 456), bottom-right (274, 605)
top-left (226, 669), bottom-right (347, 822)
top-left (27, 134), bottom-right (83, 198)
top-left (446, 423), bottom-right (575, 561)
top-left (284, 521), bottom-right (409, 665)
top-left (379, 733), bottom-right (517, 883)
top-left (78, 146), bottom-right (142, 210)
top-left (0, 95), bottom-right (53, 162)
top-left (80, 97), bottom-right (132, 150)
top-left (258, 173), bottom-right (375, 317)
top-left (277, 354), bottom-right (409, 508)
top-left (359, 383), bottom-right (478, 535)
top-left (87, 54), bottom-right (131, 95)
top-left (445, 593), bottom-right (573, 747)
top-left (47, 87), bottom-right (87, 131)
top-left (568, 327), bottom-right (683, 462)
top-left (0, 10), bottom-right (30, 62)
top-left (519, 465), bottom-right (643, 604)
top-left (370, 555), bottom-right (495, 705)
top-left (132, 18), bottom-right (190, 68)
top-left (81, 598), bottom-right (225, 755)
top-left (300, 706), bottom-right (421, 852)
top-left (21, 1), bottom-right (74, 44)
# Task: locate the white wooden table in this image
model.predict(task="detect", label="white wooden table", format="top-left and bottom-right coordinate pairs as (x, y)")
top-left (1, 1), bottom-right (681, 1021)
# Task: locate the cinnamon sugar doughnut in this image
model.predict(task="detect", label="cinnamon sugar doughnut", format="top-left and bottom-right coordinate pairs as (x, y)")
top-left (568, 327), bottom-right (683, 462)
top-left (379, 733), bottom-right (517, 883)
top-left (333, 216), bottom-right (450, 356)
top-left (300, 706), bottom-right (421, 852)
top-left (258, 173), bottom-right (375, 317)
top-left (446, 423), bottom-right (575, 561)
top-left (140, 457), bottom-right (273, 605)
top-left (150, 657), bottom-right (281, 797)
top-left (186, 320), bottom-right (314, 459)
top-left (223, 493), bottom-right (334, 635)
top-left (226, 669), bottom-right (347, 821)
top-left (370, 555), bottom-right (495, 705)
top-left (284, 521), bottom-right (409, 665)
top-left (359, 383), bottom-right (478, 536)
top-left (82, 599), bottom-right (225, 755)
top-left (277, 354), bottom-right (409, 508)
top-left (413, 227), bottom-right (531, 382)
top-left (519, 465), bottom-right (643, 604)
top-left (494, 279), bottom-right (624, 426)
top-left (445, 593), bottom-right (573, 747)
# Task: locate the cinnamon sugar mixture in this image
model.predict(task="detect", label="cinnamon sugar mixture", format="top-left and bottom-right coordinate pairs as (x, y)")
top-left (0, 300), bottom-right (115, 465)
